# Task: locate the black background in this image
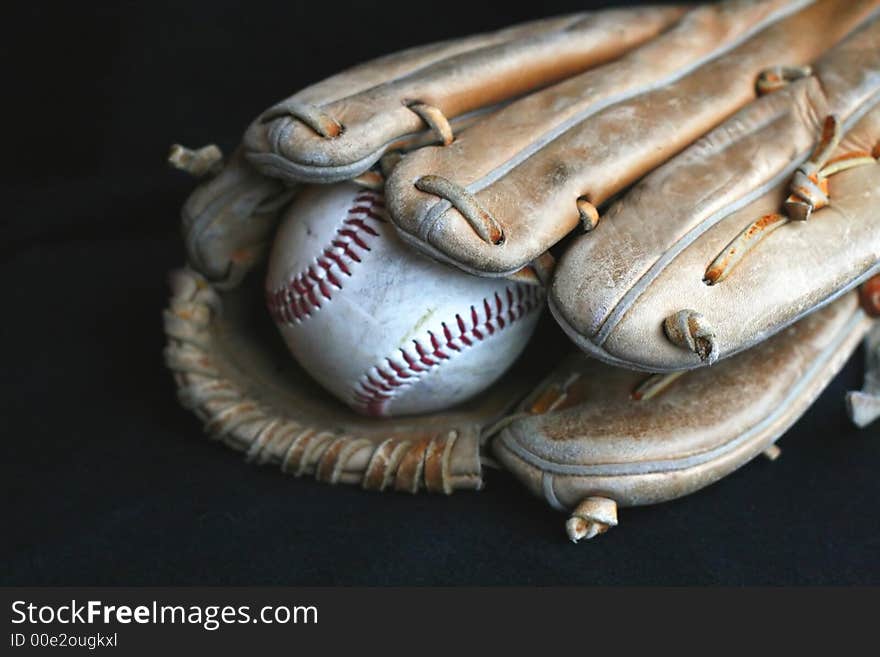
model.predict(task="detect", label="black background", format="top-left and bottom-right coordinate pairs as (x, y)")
top-left (4, 0), bottom-right (879, 586)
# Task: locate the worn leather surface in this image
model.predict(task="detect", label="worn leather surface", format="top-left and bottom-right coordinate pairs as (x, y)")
top-left (550, 17), bottom-right (880, 371)
top-left (242, 6), bottom-right (684, 183)
top-left (495, 294), bottom-right (872, 509)
top-left (386, 0), bottom-right (878, 276)
top-left (179, 150), bottom-right (295, 289)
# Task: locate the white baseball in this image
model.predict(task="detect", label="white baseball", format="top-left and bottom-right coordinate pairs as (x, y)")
top-left (266, 182), bottom-right (544, 417)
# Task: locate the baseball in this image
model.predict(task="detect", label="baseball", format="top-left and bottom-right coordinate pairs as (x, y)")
top-left (266, 182), bottom-right (544, 417)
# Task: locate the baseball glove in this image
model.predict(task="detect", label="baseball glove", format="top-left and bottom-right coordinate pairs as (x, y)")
top-left (166, 0), bottom-right (880, 540)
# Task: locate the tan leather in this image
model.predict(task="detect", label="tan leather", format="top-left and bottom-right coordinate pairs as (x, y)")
top-left (242, 6), bottom-right (686, 183)
top-left (177, 150), bottom-right (296, 289)
top-left (493, 294), bottom-right (872, 510)
top-left (163, 269), bottom-right (540, 494)
top-left (550, 17), bottom-right (880, 372)
top-left (386, 0), bottom-right (878, 276)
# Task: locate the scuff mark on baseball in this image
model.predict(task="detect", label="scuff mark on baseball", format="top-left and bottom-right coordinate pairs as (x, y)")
top-left (266, 181), bottom-right (544, 417)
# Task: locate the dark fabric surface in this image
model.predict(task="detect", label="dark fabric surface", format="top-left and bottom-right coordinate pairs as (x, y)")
top-left (4, 0), bottom-right (879, 586)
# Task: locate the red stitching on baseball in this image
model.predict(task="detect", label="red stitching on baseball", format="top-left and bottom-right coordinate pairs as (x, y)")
top-left (266, 191), bottom-right (386, 324)
top-left (351, 284), bottom-right (543, 417)
top-left (267, 188), bottom-right (543, 417)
